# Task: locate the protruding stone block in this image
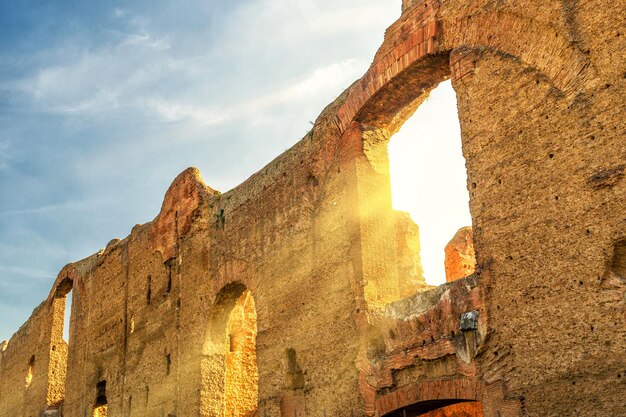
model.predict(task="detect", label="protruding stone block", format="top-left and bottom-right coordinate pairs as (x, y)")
top-left (444, 226), bottom-right (476, 282)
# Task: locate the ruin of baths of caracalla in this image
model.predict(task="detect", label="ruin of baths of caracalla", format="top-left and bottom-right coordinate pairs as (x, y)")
top-left (1, 0), bottom-right (625, 416)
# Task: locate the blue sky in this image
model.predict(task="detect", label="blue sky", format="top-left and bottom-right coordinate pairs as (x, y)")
top-left (0, 0), bottom-right (470, 342)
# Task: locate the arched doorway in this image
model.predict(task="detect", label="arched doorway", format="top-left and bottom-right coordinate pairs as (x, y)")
top-left (201, 283), bottom-right (258, 417)
top-left (382, 400), bottom-right (483, 417)
top-left (49, 276), bottom-right (74, 409)
top-left (341, 51), bottom-right (477, 302)
top-left (375, 378), bottom-right (484, 417)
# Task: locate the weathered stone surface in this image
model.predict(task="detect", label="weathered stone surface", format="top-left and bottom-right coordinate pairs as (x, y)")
top-left (0, 0), bottom-right (624, 416)
top-left (444, 227), bottom-right (476, 282)
top-left (394, 211), bottom-right (429, 297)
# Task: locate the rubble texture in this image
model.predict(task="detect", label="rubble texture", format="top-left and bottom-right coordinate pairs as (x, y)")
top-left (0, 0), bottom-right (624, 416)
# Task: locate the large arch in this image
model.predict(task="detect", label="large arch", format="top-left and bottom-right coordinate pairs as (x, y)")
top-left (335, 0), bottom-right (597, 308)
top-left (201, 282), bottom-right (259, 417)
top-left (340, 2), bottom-right (600, 412)
top-left (333, 3), bottom-right (596, 134)
top-left (376, 378), bottom-right (483, 417)
top-left (47, 276), bottom-right (74, 410)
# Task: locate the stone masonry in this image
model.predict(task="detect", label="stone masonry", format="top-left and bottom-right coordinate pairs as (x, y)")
top-left (0, 0), bottom-right (624, 416)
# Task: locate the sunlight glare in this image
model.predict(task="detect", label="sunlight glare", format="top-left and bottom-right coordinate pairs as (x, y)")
top-left (388, 80), bottom-right (471, 286)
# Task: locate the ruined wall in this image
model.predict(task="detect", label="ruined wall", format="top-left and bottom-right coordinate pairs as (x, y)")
top-left (0, 0), bottom-right (624, 416)
top-left (0, 302), bottom-right (56, 417)
top-left (394, 211), bottom-right (428, 297)
top-left (334, 0), bottom-right (626, 415)
top-left (444, 227), bottom-right (475, 282)
top-left (443, 1), bottom-right (625, 414)
top-left (5, 86), bottom-right (398, 416)
top-left (452, 16), bottom-right (626, 414)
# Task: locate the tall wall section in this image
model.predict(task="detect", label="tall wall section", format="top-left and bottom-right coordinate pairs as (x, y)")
top-left (0, 86), bottom-right (405, 416)
top-left (0, 301), bottom-right (60, 417)
top-left (452, 6), bottom-right (626, 413)
top-left (333, 0), bottom-right (625, 415)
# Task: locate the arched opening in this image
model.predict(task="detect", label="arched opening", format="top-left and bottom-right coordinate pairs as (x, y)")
top-left (201, 283), bottom-right (258, 417)
top-left (352, 52), bottom-right (477, 300)
top-left (63, 291), bottom-right (72, 342)
top-left (48, 277), bottom-right (74, 408)
top-left (382, 400), bottom-right (483, 417)
top-left (25, 355), bottom-right (35, 388)
top-left (93, 380), bottom-right (108, 417)
top-left (375, 378), bottom-right (484, 417)
top-left (53, 277), bottom-right (73, 343)
top-left (388, 79), bottom-right (473, 286)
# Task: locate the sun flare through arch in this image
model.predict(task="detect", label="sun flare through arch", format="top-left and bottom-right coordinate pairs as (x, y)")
top-left (388, 80), bottom-right (472, 286)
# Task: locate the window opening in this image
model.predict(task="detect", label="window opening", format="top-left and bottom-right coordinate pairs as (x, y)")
top-left (286, 348), bottom-right (305, 390)
top-left (25, 355), bottom-right (35, 388)
top-left (63, 290), bottom-right (72, 342)
top-left (165, 259), bottom-right (175, 295)
top-left (147, 275), bottom-right (152, 305)
top-left (388, 80), bottom-right (473, 286)
top-left (93, 380), bottom-right (108, 417)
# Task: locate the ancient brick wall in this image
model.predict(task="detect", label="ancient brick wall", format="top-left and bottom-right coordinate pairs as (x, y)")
top-left (0, 0), bottom-right (624, 416)
top-left (0, 302), bottom-right (55, 417)
top-left (335, 0), bottom-right (625, 415)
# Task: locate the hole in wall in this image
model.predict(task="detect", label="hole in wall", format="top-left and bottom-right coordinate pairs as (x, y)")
top-left (388, 80), bottom-right (473, 286)
top-left (25, 355), bottom-right (35, 388)
top-left (165, 258), bottom-right (175, 295)
top-left (286, 348), bottom-right (305, 390)
top-left (610, 239), bottom-right (626, 280)
top-left (94, 380), bottom-right (108, 417)
top-left (95, 380), bottom-right (107, 406)
top-left (63, 290), bottom-right (72, 342)
top-left (147, 275), bottom-right (152, 305)
top-left (228, 333), bottom-right (235, 352)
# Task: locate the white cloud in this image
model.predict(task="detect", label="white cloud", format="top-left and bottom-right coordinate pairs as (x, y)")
top-left (0, 265), bottom-right (54, 281)
top-left (143, 98), bottom-right (227, 126)
top-left (131, 59), bottom-right (362, 127)
top-left (113, 8), bottom-right (128, 18)
top-left (7, 0), bottom-right (393, 128)
top-left (219, 0), bottom-right (398, 48)
top-left (13, 31), bottom-right (175, 114)
top-left (0, 198), bottom-right (104, 217)
top-left (220, 59), bottom-right (363, 118)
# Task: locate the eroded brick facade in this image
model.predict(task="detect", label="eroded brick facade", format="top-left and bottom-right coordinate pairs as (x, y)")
top-left (1, 0), bottom-right (624, 416)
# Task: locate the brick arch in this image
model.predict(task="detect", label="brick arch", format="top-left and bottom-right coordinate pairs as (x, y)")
top-left (334, 3), bottom-right (596, 134)
top-left (200, 281), bottom-right (259, 417)
top-left (47, 268), bottom-right (77, 304)
top-left (375, 378), bottom-right (482, 417)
